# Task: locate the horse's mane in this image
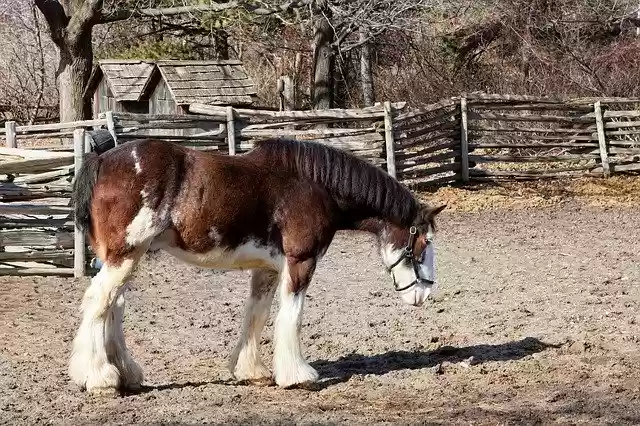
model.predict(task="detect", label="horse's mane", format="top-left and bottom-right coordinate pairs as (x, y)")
top-left (250, 138), bottom-right (419, 226)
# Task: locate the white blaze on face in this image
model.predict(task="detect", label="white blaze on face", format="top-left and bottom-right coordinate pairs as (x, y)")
top-left (380, 227), bottom-right (437, 307)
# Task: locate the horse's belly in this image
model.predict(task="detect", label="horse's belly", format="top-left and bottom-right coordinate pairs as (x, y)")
top-left (160, 240), bottom-right (282, 271)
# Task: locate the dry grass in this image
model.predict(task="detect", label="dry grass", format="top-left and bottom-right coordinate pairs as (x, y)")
top-left (418, 175), bottom-right (640, 212)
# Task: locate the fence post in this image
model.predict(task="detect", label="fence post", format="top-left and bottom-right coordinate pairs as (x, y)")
top-left (459, 97), bottom-right (470, 182)
top-left (73, 128), bottom-right (86, 278)
top-left (226, 106), bottom-right (236, 156)
top-left (105, 111), bottom-right (118, 146)
top-left (383, 101), bottom-right (396, 178)
top-left (594, 100), bottom-right (610, 177)
top-left (5, 121), bottom-right (16, 148)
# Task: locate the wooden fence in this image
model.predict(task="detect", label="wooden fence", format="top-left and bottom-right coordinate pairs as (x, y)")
top-left (1, 94), bottom-right (640, 276)
top-left (0, 119), bottom-right (105, 277)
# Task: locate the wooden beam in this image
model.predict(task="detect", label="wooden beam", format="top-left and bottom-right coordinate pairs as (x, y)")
top-left (594, 101), bottom-right (610, 178)
top-left (5, 121), bottom-right (16, 148)
top-left (227, 106), bottom-right (236, 156)
top-left (459, 97), bottom-right (470, 183)
top-left (73, 128), bottom-right (86, 278)
top-left (383, 101), bottom-right (396, 178)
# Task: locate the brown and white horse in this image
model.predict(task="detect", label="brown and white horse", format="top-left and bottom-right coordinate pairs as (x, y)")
top-left (69, 137), bottom-right (446, 395)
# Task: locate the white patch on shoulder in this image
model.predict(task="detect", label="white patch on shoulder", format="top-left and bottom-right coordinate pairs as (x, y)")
top-left (162, 239), bottom-right (283, 271)
top-left (132, 148), bottom-right (142, 174)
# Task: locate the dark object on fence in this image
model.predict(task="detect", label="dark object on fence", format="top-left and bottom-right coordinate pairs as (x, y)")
top-left (87, 129), bottom-right (115, 154)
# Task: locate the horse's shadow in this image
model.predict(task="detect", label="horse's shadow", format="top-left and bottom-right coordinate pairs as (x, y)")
top-left (130, 336), bottom-right (558, 394)
top-left (308, 336), bottom-right (559, 389)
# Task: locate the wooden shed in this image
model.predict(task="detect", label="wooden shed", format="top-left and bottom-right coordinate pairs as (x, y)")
top-left (85, 59), bottom-right (258, 136)
top-left (86, 59), bottom-right (258, 116)
top-left (149, 59), bottom-right (258, 115)
top-left (85, 60), bottom-right (155, 117)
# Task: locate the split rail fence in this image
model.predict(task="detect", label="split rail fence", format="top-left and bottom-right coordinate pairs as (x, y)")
top-left (1, 94), bottom-right (640, 277)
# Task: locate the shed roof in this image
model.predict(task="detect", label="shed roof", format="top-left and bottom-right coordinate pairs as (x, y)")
top-left (155, 60), bottom-right (257, 106)
top-left (86, 60), bottom-right (155, 102)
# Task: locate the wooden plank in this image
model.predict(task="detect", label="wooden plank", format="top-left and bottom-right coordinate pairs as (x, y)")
top-left (395, 140), bottom-right (460, 160)
top-left (5, 121), bottom-right (16, 148)
top-left (470, 166), bottom-right (594, 177)
top-left (105, 111), bottom-right (118, 146)
top-left (0, 157), bottom-right (74, 175)
top-left (113, 112), bottom-right (217, 122)
top-left (240, 127), bottom-right (378, 139)
top-left (188, 102), bottom-right (406, 121)
top-left (470, 134), bottom-right (598, 142)
top-left (592, 162), bottom-right (640, 174)
top-left (468, 111), bottom-right (593, 124)
top-left (604, 120), bottom-right (640, 129)
top-left (404, 175), bottom-right (459, 189)
top-left (0, 187), bottom-right (69, 201)
top-left (394, 99), bottom-right (458, 122)
top-left (603, 110), bottom-right (640, 119)
top-left (460, 98), bottom-right (469, 183)
top-left (73, 129), bottom-right (86, 277)
top-left (394, 108), bottom-right (459, 132)
top-left (474, 103), bottom-right (592, 112)
top-left (398, 131), bottom-right (460, 149)
top-left (0, 229), bottom-right (74, 248)
top-left (0, 249), bottom-right (74, 263)
top-left (594, 101), bottom-right (610, 178)
top-left (468, 124), bottom-right (593, 134)
top-left (469, 154), bottom-right (599, 163)
top-left (397, 163), bottom-right (460, 179)
top-left (15, 119), bottom-right (107, 133)
top-left (397, 150), bottom-right (460, 171)
top-left (383, 101), bottom-right (396, 178)
top-left (398, 121), bottom-right (459, 141)
top-left (468, 142), bottom-right (599, 149)
top-left (11, 166), bottom-right (73, 184)
top-left (0, 218), bottom-right (73, 230)
top-left (0, 267), bottom-right (76, 276)
top-left (227, 106), bottom-right (236, 156)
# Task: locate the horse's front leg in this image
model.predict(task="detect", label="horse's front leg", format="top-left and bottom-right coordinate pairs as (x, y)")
top-left (228, 269), bottom-right (278, 385)
top-left (273, 257), bottom-right (319, 388)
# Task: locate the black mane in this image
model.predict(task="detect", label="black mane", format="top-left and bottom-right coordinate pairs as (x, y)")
top-left (250, 138), bottom-right (419, 226)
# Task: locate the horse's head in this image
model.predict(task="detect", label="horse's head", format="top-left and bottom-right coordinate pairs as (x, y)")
top-left (379, 203), bottom-right (446, 307)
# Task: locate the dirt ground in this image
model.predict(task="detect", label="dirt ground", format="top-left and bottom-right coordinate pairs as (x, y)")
top-left (2, 180), bottom-right (640, 425)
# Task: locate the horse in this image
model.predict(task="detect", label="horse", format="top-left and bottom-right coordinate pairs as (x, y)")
top-left (69, 137), bottom-right (446, 395)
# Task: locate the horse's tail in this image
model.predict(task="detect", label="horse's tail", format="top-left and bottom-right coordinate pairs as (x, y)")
top-left (72, 152), bottom-right (103, 233)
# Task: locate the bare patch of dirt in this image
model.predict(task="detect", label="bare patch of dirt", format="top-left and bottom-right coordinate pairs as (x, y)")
top-left (2, 200), bottom-right (640, 425)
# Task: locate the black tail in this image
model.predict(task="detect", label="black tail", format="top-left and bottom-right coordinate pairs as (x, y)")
top-left (72, 152), bottom-right (102, 233)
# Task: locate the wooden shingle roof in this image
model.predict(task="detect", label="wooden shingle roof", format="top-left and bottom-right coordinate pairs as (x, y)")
top-left (156, 60), bottom-right (257, 106)
top-left (86, 60), bottom-right (155, 102)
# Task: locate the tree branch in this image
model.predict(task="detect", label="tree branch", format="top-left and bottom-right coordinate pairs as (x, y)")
top-left (99, 0), bottom-right (311, 24)
top-left (33, 0), bottom-right (69, 48)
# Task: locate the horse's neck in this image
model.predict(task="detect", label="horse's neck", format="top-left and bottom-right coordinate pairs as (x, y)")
top-left (352, 218), bottom-right (387, 238)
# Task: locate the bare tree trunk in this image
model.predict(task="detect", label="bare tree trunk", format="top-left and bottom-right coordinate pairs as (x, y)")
top-left (36, 0), bottom-right (100, 122)
top-left (57, 43), bottom-right (93, 122)
top-left (311, 1), bottom-right (335, 110)
top-left (359, 28), bottom-right (374, 107)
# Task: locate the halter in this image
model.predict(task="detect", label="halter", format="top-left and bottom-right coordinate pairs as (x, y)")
top-left (386, 226), bottom-right (435, 292)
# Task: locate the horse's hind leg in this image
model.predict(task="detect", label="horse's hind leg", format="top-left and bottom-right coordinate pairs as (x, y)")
top-left (68, 245), bottom-right (147, 395)
top-left (228, 269), bottom-right (278, 385)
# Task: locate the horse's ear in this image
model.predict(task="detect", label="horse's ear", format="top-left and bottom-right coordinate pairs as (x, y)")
top-left (429, 204), bottom-right (447, 217)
